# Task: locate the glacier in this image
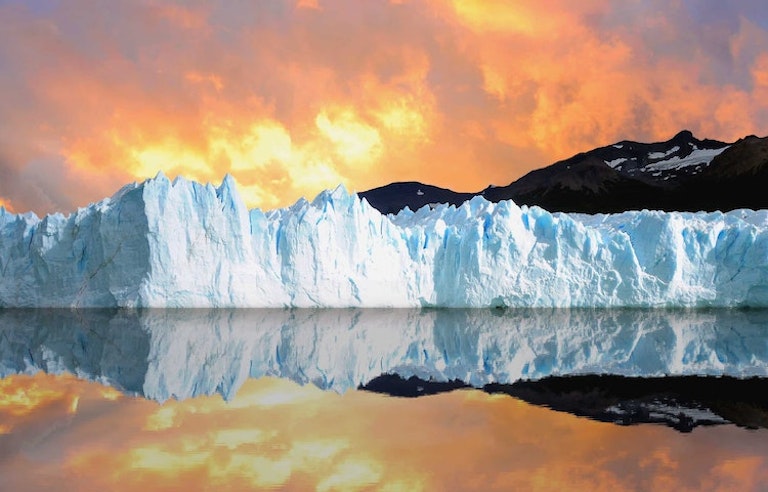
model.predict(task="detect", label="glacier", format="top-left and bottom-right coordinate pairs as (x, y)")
top-left (2, 173), bottom-right (768, 307)
top-left (2, 308), bottom-right (768, 402)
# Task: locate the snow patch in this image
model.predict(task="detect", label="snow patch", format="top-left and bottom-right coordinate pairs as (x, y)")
top-left (643, 146), bottom-right (729, 172)
top-left (648, 146), bottom-right (680, 160)
top-left (605, 157), bottom-right (628, 169)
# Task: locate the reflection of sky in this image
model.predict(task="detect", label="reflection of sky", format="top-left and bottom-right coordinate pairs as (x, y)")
top-left (1, 373), bottom-right (767, 490)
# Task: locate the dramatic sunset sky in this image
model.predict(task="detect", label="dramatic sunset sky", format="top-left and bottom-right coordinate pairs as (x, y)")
top-left (1, 0), bottom-right (767, 215)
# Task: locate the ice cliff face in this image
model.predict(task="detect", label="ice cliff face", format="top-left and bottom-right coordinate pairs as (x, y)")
top-left (2, 174), bottom-right (768, 307)
top-left (2, 308), bottom-right (767, 401)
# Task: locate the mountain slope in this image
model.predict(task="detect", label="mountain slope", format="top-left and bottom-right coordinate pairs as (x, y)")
top-left (358, 181), bottom-right (474, 215)
top-left (361, 131), bottom-right (768, 214)
top-left (481, 154), bottom-right (665, 214)
top-left (676, 135), bottom-right (768, 211)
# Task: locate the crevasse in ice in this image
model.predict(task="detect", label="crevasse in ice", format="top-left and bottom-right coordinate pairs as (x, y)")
top-left (1, 173), bottom-right (768, 308)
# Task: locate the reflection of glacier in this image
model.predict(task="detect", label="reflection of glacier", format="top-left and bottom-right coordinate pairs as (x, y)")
top-left (1, 308), bottom-right (768, 401)
top-left (3, 174), bottom-right (768, 307)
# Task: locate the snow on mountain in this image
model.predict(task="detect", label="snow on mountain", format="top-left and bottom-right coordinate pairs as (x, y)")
top-left (2, 173), bottom-right (768, 308)
top-left (599, 134), bottom-right (729, 181)
top-left (647, 146), bottom-right (681, 160)
top-left (605, 157), bottom-right (628, 169)
top-left (2, 308), bottom-right (768, 401)
top-left (641, 145), bottom-right (729, 174)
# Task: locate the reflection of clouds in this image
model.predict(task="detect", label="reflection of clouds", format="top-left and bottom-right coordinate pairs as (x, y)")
top-left (1, 373), bottom-right (768, 490)
top-left (713, 456), bottom-right (765, 489)
top-left (0, 375), bottom-right (77, 417)
top-left (1, 1), bottom-right (767, 214)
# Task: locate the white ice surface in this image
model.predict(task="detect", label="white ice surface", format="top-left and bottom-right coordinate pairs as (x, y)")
top-left (1, 173), bottom-right (768, 308)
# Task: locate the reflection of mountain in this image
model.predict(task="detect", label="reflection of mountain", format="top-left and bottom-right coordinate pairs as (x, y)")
top-left (362, 374), bottom-right (768, 432)
top-left (2, 308), bottom-right (768, 402)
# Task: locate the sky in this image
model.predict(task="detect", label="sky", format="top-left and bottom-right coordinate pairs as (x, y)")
top-left (2, 373), bottom-right (768, 491)
top-left (1, 0), bottom-right (767, 215)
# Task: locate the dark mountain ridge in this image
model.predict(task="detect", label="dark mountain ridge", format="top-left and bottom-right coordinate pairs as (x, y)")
top-left (359, 131), bottom-right (768, 214)
top-left (357, 181), bottom-right (474, 215)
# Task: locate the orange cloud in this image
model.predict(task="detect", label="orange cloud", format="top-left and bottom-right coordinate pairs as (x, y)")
top-left (447, 0), bottom-right (580, 36)
top-left (0, 374), bottom-right (74, 417)
top-left (2, 373), bottom-right (768, 490)
top-left (0, 197), bottom-right (13, 213)
top-left (0, 1), bottom-right (766, 215)
top-left (296, 0), bottom-right (321, 10)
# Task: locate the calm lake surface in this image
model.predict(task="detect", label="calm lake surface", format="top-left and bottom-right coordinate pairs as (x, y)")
top-left (1, 308), bottom-right (767, 490)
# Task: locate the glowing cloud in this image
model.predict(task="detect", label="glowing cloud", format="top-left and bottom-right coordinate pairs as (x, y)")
top-left (0, 197), bottom-right (14, 213)
top-left (316, 109), bottom-right (383, 166)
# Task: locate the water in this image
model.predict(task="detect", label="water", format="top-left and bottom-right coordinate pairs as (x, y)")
top-left (1, 308), bottom-right (767, 490)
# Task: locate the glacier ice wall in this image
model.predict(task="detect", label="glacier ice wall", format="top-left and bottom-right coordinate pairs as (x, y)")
top-left (2, 174), bottom-right (768, 307)
top-left (2, 308), bottom-right (768, 401)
